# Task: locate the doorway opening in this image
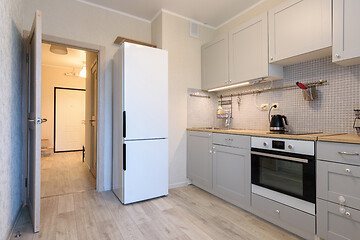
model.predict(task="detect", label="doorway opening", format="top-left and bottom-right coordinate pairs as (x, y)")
top-left (40, 42), bottom-right (98, 198)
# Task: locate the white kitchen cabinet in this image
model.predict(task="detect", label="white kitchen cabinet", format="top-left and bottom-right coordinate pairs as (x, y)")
top-left (333, 0), bottom-right (360, 66)
top-left (201, 34), bottom-right (229, 90)
top-left (229, 12), bottom-right (282, 84)
top-left (268, 0), bottom-right (332, 65)
top-left (187, 131), bottom-right (213, 191)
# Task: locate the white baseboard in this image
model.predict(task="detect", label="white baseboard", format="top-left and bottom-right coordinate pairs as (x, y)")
top-left (168, 181), bottom-right (189, 189)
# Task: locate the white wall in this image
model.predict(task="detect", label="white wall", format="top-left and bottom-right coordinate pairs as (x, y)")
top-left (0, 0), bottom-right (25, 238)
top-left (41, 65), bottom-right (85, 148)
top-left (23, 0), bottom-right (151, 191)
top-left (152, 12), bottom-right (216, 188)
top-left (216, 0), bottom-right (287, 35)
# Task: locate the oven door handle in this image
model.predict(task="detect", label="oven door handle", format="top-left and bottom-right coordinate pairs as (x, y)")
top-left (251, 151), bottom-right (309, 163)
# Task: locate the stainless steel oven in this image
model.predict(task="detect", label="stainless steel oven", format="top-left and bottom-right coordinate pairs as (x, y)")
top-left (251, 137), bottom-right (315, 215)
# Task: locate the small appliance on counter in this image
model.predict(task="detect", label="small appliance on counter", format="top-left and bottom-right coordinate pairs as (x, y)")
top-left (268, 104), bottom-right (288, 132)
top-left (354, 109), bottom-right (360, 135)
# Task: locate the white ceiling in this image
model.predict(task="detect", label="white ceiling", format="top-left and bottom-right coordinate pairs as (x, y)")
top-left (42, 43), bottom-right (86, 69)
top-left (80, 0), bottom-right (263, 28)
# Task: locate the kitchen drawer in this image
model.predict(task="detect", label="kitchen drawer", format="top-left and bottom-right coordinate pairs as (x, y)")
top-left (318, 160), bottom-right (360, 210)
top-left (252, 194), bottom-right (315, 234)
top-left (317, 198), bottom-right (360, 240)
top-left (317, 141), bottom-right (360, 166)
top-left (213, 133), bottom-right (250, 149)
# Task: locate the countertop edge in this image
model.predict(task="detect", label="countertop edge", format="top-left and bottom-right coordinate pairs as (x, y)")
top-left (187, 128), bottom-right (359, 144)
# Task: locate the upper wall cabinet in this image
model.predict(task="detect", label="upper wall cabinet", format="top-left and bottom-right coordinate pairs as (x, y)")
top-left (229, 12), bottom-right (282, 85)
top-left (201, 34), bottom-right (229, 90)
top-left (268, 0), bottom-right (332, 65)
top-left (333, 0), bottom-right (360, 66)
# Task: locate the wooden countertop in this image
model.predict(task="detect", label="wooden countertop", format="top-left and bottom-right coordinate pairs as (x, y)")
top-left (187, 128), bottom-right (343, 141)
top-left (317, 134), bottom-right (360, 144)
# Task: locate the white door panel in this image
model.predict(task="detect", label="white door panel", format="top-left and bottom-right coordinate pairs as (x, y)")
top-left (54, 88), bottom-right (85, 152)
top-left (123, 139), bottom-right (168, 204)
top-left (27, 10), bottom-right (42, 233)
top-left (124, 43), bottom-right (168, 140)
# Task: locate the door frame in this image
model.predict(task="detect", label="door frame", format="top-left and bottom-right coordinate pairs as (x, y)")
top-left (39, 34), bottom-right (105, 191)
top-left (53, 87), bottom-right (86, 153)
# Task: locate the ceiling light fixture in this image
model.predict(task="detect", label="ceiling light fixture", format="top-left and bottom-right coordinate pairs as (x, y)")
top-left (79, 67), bottom-right (86, 78)
top-left (50, 44), bottom-right (68, 55)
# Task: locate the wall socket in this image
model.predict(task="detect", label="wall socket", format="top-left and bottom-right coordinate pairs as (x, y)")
top-left (272, 103), bottom-right (279, 110)
top-left (260, 104), bottom-right (269, 111)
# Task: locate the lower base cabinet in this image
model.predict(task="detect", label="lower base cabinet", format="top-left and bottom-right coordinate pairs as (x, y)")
top-left (317, 199), bottom-right (360, 240)
top-left (213, 144), bottom-right (250, 205)
top-left (187, 131), bottom-right (213, 191)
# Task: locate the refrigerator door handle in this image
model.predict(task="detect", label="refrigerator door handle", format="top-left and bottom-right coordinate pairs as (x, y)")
top-left (123, 111), bottom-right (126, 138)
top-left (123, 143), bottom-right (126, 171)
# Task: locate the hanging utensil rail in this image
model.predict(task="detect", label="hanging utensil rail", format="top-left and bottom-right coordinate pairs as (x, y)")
top-left (216, 79), bottom-right (327, 98)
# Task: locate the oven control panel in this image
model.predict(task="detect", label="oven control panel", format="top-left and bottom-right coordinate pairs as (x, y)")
top-left (251, 137), bottom-right (314, 156)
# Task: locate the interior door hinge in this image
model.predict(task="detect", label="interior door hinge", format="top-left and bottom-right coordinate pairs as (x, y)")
top-left (25, 178), bottom-right (28, 188)
top-left (26, 54), bottom-right (29, 63)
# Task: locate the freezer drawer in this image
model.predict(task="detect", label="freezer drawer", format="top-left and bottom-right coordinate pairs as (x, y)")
top-left (121, 139), bottom-right (168, 204)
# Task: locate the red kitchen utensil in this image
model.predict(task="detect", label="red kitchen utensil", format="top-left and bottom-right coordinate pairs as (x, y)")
top-left (296, 82), bottom-right (307, 89)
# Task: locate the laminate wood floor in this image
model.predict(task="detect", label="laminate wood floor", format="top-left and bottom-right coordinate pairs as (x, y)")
top-left (12, 186), bottom-right (301, 240)
top-left (41, 152), bottom-right (95, 198)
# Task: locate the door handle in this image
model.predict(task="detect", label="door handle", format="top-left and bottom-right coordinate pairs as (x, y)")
top-left (28, 118), bottom-right (47, 124)
top-left (123, 143), bottom-right (126, 171)
top-left (338, 152), bottom-right (359, 156)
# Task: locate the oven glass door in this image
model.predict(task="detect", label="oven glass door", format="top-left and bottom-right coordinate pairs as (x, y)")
top-left (251, 149), bottom-right (315, 203)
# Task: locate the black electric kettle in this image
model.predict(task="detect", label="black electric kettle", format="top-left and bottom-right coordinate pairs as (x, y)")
top-left (270, 115), bottom-right (288, 132)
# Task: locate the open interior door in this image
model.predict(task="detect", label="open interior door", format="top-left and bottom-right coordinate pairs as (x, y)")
top-left (85, 53), bottom-right (98, 179)
top-left (27, 10), bottom-right (42, 233)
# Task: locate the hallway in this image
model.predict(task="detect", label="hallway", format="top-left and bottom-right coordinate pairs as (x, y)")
top-left (41, 152), bottom-right (95, 198)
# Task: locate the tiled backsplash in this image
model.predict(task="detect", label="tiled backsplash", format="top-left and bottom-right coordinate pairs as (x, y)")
top-left (188, 57), bottom-right (360, 134)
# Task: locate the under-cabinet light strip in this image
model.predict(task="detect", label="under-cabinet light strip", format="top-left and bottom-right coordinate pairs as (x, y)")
top-left (208, 81), bottom-right (251, 92)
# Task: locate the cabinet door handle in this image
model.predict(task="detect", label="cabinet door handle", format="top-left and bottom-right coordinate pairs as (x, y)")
top-left (338, 152), bottom-right (359, 156)
top-left (345, 212), bottom-right (351, 217)
top-left (209, 150), bottom-right (212, 154)
top-left (345, 169), bottom-right (351, 174)
top-left (275, 210), bottom-right (280, 214)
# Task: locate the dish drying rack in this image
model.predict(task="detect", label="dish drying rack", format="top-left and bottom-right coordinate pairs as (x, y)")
top-left (217, 96), bottom-right (232, 119)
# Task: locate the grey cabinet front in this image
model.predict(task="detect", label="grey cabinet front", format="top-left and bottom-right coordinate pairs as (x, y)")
top-left (317, 199), bottom-right (360, 240)
top-left (317, 160), bottom-right (360, 210)
top-left (213, 145), bottom-right (250, 205)
top-left (187, 131), bottom-right (213, 190)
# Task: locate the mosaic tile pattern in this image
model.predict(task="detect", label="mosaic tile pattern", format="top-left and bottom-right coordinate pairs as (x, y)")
top-left (188, 57), bottom-right (360, 134)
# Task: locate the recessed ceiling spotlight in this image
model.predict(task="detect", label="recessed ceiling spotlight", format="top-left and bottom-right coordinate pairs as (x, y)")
top-left (50, 44), bottom-right (68, 55)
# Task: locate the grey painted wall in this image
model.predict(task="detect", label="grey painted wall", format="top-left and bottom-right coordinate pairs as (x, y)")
top-left (0, 0), bottom-right (25, 239)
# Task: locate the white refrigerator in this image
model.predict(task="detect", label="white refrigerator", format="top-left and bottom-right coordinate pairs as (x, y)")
top-left (112, 42), bottom-right (168, 204)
